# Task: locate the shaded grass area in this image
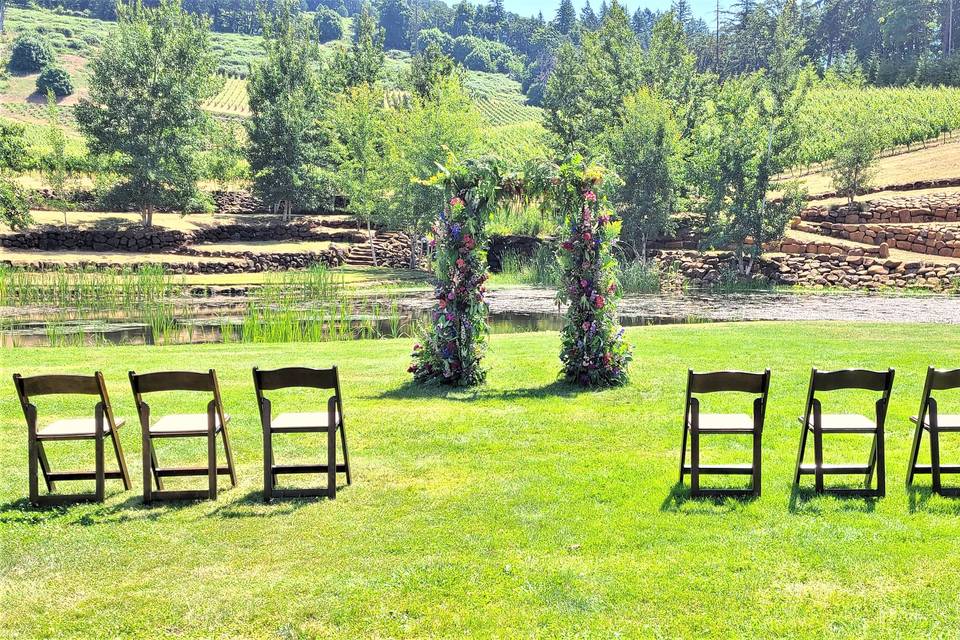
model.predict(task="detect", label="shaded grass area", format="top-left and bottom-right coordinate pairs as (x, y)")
top-left (2, 323), bottom-right (960, 637)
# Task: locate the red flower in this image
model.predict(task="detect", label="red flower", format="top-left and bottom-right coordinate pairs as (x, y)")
top-left (464, 235), bottom-right (476, 249)
top-left (583, 232), bottom-right (592, 242)
top-left (561, 241), bottom-right (574, 251)
top-left (594, 295), bottom-right (605, 309)
top-left (439, 299), bottom-right (447, 310)
top-left (456, 258), bottom-right (466, 269)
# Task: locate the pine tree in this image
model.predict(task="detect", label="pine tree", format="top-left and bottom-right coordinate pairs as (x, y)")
top-left (554, 0), bottom-right (577, 35)
top-left (581, 0), bottom-right (600, 30)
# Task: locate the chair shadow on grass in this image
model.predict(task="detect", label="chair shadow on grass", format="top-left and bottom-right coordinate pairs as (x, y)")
top-left (207, 487), bottom-right (336, 519)
top-left (906, 484), bottom-right (960, 514)
top-left (374, 379), bottom-right (588, 403)
top-left (659, 482), bottom-right (758, 514)
top-left (788, 485), bottom-right (878, 514)
top-left (0, 492), bottom-right (166, 526)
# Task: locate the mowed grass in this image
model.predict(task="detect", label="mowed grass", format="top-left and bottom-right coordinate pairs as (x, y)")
top-left (2, 323), bottom-right (960, 637)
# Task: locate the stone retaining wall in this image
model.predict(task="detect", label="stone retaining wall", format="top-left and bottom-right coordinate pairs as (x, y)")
top-left (765, 254), bottom-right (959, 291)
top-left (813, 222), bottom-right (960, 258)
top-left (773, 237), bottom-right (887, 258)
top-left (1, 221), bottom-right (363, 253)
top-left (805, 178), bottom-right (960, 201)
top-left (800, 193), bottom-right (960, 225)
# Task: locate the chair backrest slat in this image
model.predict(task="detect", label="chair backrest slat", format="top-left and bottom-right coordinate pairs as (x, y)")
top-left (929, 367), bottom-right (960, 391)
top-left (16, 374), bottom-right (101, 397)
top-left (689, 370), bottom-right (768, 394)
top-left (813, 369), bottom-right (893, 392)
top-left (253, 367), bottom-right (338, 392)
top-left (130, 371), bottom-right (215, 394)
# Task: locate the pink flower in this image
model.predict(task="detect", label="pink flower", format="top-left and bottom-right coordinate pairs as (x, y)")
top-left (438, 299), bottom-right (447, 310)
top-left (579, 278), bottom-right (588, 288)
top-left (582, 321), bottom-right (591, 331)
top-left (584, 191), bottom-right (597, 202)
top-left (464, 235), bottom-right (475, 249)
top-left (608, 282), bottom-right (617, 293)
top-left (447, 291), bottom-right (456, 300)
top-left (594, 295), bottom-right (605, 309)
top-left (456, 258), bottom-right (466, 269)
top-left (450, 197), bottom-right (464, 208)
top-left (583, 232), bottom-right (592, 242)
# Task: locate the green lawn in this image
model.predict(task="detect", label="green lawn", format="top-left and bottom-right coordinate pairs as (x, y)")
top-left (2, 323), bottom-right (960, 637)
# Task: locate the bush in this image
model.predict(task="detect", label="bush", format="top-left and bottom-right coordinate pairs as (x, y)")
top-left (415, 28), bottom-right (453, 55)
top-left (37, 66), bottom-right (74, 97)
top-left (0, 179), bottom-right (32, 230)
top-left (313, 7), bottom-right (343, 44)
top-left (452, 35), bottom-right (519, 74)
top-left (9, 33), bottom-right (55, 74)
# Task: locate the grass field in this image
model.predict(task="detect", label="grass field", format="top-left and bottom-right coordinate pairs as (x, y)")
top-left (2, 323), bottom-right (960, 637)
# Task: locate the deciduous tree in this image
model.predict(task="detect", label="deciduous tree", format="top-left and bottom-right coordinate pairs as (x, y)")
top-left (75, 0), bottom-right (219, 226)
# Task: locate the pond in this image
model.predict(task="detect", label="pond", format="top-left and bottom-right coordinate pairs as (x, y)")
top-left (3, 286), bottom-right (959, 347)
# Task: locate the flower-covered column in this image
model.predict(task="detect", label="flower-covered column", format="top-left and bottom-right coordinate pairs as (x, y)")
top-left (554, 159), bottom-right (632, 386)
top-left (409, 159), bottom-right (502, 387)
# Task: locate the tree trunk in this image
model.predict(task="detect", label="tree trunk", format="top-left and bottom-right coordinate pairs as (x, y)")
top-left (367, 219), bottom-right (378, 267)
top-left (641, 232), bottom-right (648, 266)
top-left (408, 234), bottom-right (418, 270)
top-left (142, 203), bottom-right (154, 227)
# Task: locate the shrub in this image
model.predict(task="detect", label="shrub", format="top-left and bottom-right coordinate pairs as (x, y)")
top-left (37, 66), bottom-right (74, 97)
top-left (415, 28), bottom-right (453, 55)
top-left (9, 33), bottom-right (55, 74)
top-left (0, 179), bottom-right (32, 230)
top-left (313, 7), bottom-right (343, 44)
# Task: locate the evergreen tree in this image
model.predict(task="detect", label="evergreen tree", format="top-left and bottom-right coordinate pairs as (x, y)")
top-left (554, 0), bottom-right (577, 35)
top-left (632, 7), bottom-right (657, 48)
top-left (543, 40), bottom-right (590, 151)
top-left (379, 0), bottom-right (410, 50)
top-left (581, 0), bottom-right (600, 30)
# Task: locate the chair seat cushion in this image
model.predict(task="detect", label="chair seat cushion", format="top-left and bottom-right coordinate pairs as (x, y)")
top-left (912, 414), bottom-right (960, 431)
top-left (150, 413), bottom-right (229, 436)
top-left (688, 413), bottom-right (756, 432)
top-left (271, 411), bottom-right (340, 432)
top-left (802, 413), bottom-right (877, 432)
top-left (37, 417), bottom-right (124, 439)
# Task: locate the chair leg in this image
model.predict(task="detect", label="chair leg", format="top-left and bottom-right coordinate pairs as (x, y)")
top-left (340, 425), bottom-right (352, 485)
top-left (865, 434), bottom-right (878, 489)
top-left (36, 443), bottom-right (57, 492)
top-left (752, 430), bottom-right (762, 497)
top-left (906, 422), bottom-right (924, 487)
top-left (813, 427), bottom-right (825, 494)
top-left (94, 432), bottom-right (105, 502)
top-left (263, 428), bottom-right (273, 503)
top-left (875, 427), bottom-right (886, 497)
top-left (221, 427), bottom-right (237, 487)
top-left (794, 424), bottom-right (809, 486)
top-left (110, 428), bottom-right (132, 491)
top-left (690, 427), bottom-right (700, 496)
top-left (142, 432), bottom-right (152, 504)
top-left (931, 426), bottom-right (942, 494)
top-left (679, 424), bottom-right (689, 483)
top-left (28, 437), bottom-right (39, 506)
top-left (327, 424), bottom-right (337, 499)
top-left (150, 444), bottom-right (164, 491)
top-left (208, 431), bottom-right (218, 500)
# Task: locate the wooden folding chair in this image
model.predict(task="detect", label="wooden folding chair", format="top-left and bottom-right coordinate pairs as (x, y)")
top-left (793, 368), bottom-right (895, 497)
top-left (253, 366), bottom-right (351, 501)
top-left (679, 369), bottom-right (771, 497)
top-left (906, 366), bottom-right (960, 496)
top-left (129, 370), bottom-right (237, 503)
top-left (13, 372), bottom-right (131, 506)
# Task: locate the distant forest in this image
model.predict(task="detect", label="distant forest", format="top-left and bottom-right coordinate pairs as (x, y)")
top-left (12, 0), bottom-right (960, 100)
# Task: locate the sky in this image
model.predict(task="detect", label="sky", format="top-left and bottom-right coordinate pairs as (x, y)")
top-left (497, 0), bottom-right (726, 22)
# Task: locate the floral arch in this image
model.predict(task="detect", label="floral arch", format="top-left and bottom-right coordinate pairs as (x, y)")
top-left (409, 155), bottom-right (631, 388)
